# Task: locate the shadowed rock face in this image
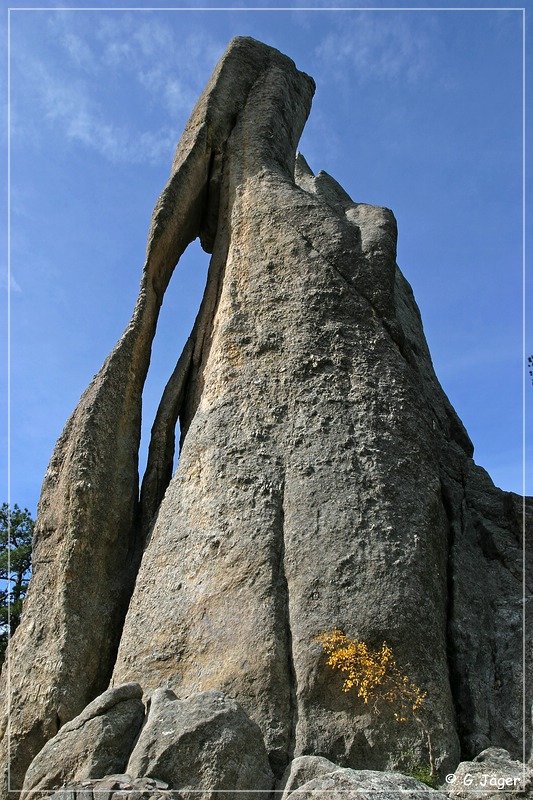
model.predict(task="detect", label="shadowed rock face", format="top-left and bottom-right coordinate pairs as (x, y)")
top-left (0, 36), bottom-right (530, 799)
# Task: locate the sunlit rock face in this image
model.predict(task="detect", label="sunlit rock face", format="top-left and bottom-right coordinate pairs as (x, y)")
top-left (1, 36), bottom-right (530, 800)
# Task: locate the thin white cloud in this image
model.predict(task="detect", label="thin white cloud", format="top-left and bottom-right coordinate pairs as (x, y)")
top-left (47, 13), bottom-right (98, 73)
top-left (62, 31), bottom-right (97, 71)
top-left (299, 106), bottom-right (343, 178)
top-left (10, 275), bottom-right (22, 293)
top-left (316, 15), bottom-right (434, 84)
top-left (163, 79), bottom-right (192, 118)
top-left (13, 54), bottom-right (176, 165)
top-left (138, 66), bottom-right (196, 118)
top-left (0, 273), bottom-right (22, 294)
top-left (131, 19), bottom-right (174, 58)
top-left (62, 105), bottom-right (177, 165)
top-left (13, 14), bottom-right (225, 165)
top-left (94, 15), bottom-right (223, 100)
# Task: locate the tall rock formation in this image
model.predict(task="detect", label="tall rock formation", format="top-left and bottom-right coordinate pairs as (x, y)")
top-left (1, 37), bottom-right (530, 799)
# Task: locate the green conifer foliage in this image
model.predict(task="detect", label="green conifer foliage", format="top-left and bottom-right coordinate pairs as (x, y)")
top-left (0, 503), bottom-right (33, 664)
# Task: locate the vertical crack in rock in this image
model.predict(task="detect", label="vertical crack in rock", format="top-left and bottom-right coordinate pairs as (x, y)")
top-left (444, 461), bottom-right (532, 760)
top-left (439, 444), bottom-right (531, 763)
top-left (269, 479), bottom-right (298, 779)
top-left (440, 474), bottom-right (469, 758)
top-left (177, 235), bottom-right (228, 449)
top-left (139, 336), bottom-right (194, 545)
top-left (455, 468), bottom-right (472, 755)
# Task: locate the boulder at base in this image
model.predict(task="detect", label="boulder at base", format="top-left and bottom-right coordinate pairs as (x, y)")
top-left (283, 768), bottom-right (448, 799)
top-left (127, 689), bottom-right (274, 798)
top-left (20, 684), bottom-right (145, 799)
top-left (447, 748), bottom-right (532, 800)
top-left (278, 755), bottom-right (343, 798)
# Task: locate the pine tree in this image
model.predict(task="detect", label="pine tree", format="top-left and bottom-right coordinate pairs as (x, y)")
top-left (0, 503), bottom-right (33, 664)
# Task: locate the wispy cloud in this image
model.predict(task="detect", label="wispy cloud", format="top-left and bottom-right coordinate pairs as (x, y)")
top-left (1, 272), bottom-right (22, 294)
top-left (94, 17), bottom-right (224, 116)
top-left (10, 275), bottom-right (22, 293)
top-left (12, 53), bottom-right (176, 165)
top-left (61, 108), bottom-right (177, 165)
top-left (12, 14), bottom-right (225, 165)
top-left (138, 66), bottom-right (197, 118)
top-left (61, 31), bottom-right (97, 72)
top-left (315, 14), bottom-right (434, 84)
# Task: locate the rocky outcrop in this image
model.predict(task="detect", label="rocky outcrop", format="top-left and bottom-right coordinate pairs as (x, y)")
top-left (444, 466), bottom-right (532, 758)
top-left (112, 89), bottom-right (461, 779)
top-left (127, 689), bottom-right (273, 796)
top-left (21, 687), bottom-right (272, 800)
top-left (31, 751), bottom-right (533, 800)
top-left (48, 774), bottom-right (171, 800)
top-left (1, 35), bottom-right (530, 799)
top-left (0, 36), bottom-right (314, 795)
top-left (278, 756), bottom-right (345, 798)
top-left (282, 769), bottom-right (448, 800)
top-left (20, 685), bottom-right (144, 799)
top-left (447, 748), bottom-right (532, 800)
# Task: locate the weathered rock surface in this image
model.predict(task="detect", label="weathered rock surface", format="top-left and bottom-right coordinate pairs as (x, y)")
top-left (127, 688), bottom-right (273, 796)
top-left (111, 52), bottom-right (531, 781)
top-left (278, 755), bottom-right (344, 798)
top-left (447, 748), bottom-right (532, 800)
top-left (283, 768), bottom-right (447, 799)
top-left (20, 684), bottom-right (144, 799)
top-left (0, 36), bottom-right (314, 796)
top-left (112, 61), bottom-right (461, 779)
top-left (444, 466), bottom-right (532, 758)
top-left (47, 774), bottom-right (171, 800)
top-left (1, 34), bottom-right (530, 799)
top-left (42, 752), bottom-right (533, 800)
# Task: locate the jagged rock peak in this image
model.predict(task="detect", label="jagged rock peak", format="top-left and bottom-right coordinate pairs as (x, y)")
top-left (1, 35), bottom-right (530, 800)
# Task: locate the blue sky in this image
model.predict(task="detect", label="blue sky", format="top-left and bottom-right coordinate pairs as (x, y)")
top-left (2, 1), bottom-right (531, 516)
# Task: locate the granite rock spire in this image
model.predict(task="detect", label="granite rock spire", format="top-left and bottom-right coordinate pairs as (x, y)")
top-left (1, 36), bottom-right (530, 800)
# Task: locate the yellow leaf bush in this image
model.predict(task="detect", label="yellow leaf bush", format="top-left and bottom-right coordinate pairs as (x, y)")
top-left (315, 629), bottom-right (426, 721)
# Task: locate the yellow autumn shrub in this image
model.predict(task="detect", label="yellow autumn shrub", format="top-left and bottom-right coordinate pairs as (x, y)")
top-left (315, 629), bottom-right (426, 721)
